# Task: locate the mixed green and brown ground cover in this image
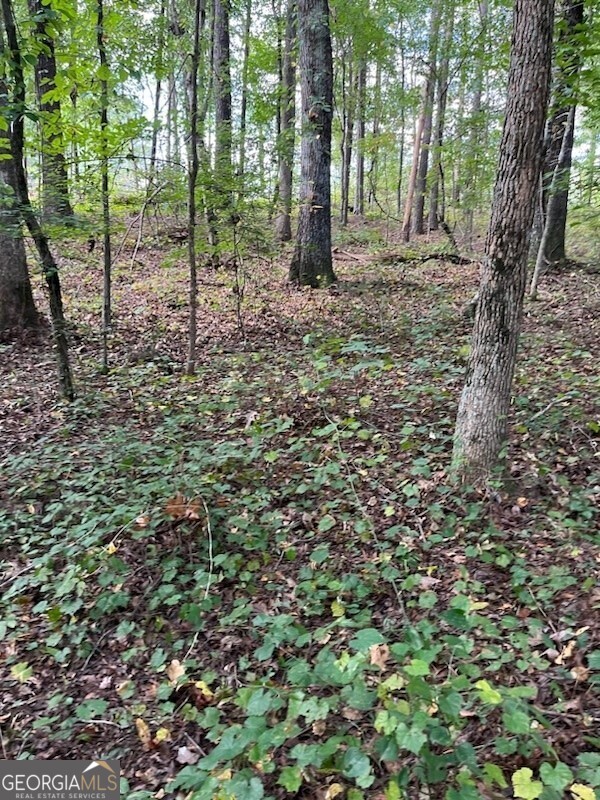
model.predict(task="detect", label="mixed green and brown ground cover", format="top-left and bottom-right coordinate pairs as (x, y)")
top-left (1, 219), bottom-right (599, 800)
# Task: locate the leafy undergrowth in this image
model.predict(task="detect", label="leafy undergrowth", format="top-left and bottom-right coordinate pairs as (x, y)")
top-left (1, 221), bottom-right (599, 800)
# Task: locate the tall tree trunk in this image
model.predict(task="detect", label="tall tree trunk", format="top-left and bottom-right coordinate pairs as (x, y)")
top-left (354, 60), bottom-right (366, 216)
top-left (213, 0), bottom-right (232, 203)
top-left (413, 0), bottom-right (441, 235)
top-left (187, 0), bottom-right (202, 375)
top-left (530, 105), bottom-right (575, 298)
top-left (27, 0), bottom-right (73, 221)
top-left (289, 0), bottom-right (335, 287)
top-left (150, 0), bottom-right (166, 179)
top-left (275, 0), bottom-right (297, 241)
top-left (428, 1), bottom-right (454, 231)
top-left (0, 38), bottom-right (39, 338)
top-left (367, 61), bottom-right (381, 207)
top-left (537, 0), bottom-right (584, 264)
top-left (238, 0), bottom-right (252, 179)
top-left (452, 0), bottom-right (554, 483)
top-left (463, 0), bottom-right (488, 245)
top-left (1, 0), bottom-right (74, 398)
top-left (97, 0), bottom-right (112, 373)
top-left (339, 54), bottom-right (355, 226)
top-left (401, 90), bottom-right (426, 242)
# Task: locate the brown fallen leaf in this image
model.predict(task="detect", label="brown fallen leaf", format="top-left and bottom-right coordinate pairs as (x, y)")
top-left (135, 718), bottom-right (152, 749)
top-left (167, 659), bottom-right (186, 684)
top-left (369, 643), bottom-right (390, 671)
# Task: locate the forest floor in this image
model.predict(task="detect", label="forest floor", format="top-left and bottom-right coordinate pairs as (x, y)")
top-left (1, 216), bottom-right (599, 800)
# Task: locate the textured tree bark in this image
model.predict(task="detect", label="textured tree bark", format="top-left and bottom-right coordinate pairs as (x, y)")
top-left (289, 0), bottom-right (336, 287)
top-left (413, 0), bottom-right (441, 235)
top-left (2, 0), bottom-right (73, 398)
top-left (0, 36), bottom-right (39, 338)
top-left (339, 56), bottom-right (355, 227)
top-left (539, 0), bottom-right (584, 264)
top-left (213, 0), bottom-right (232, 193)
top-left (452, 0), bottom-right (554, 483)
top-left (275, 0), bottom-right (296, 242)
top-left (28, 0), bottom-right (73, 221)
top-left (428, 0), bottom-right (454, 231)
top-left (97, 0), bottom-right (111, 372)
top-left (354, 60), bottom-right (366, 216)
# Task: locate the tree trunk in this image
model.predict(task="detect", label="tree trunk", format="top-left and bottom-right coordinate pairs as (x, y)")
top-left (2, 0), bottom-right (73, 398)
top-left (27, 0), bottom-right (73, 221)
top-left (530, 105), bottom-right (575, 298)
top-left (463, 0), bottom-right (488, 245)
top-left (97, 0), bottom-right (112, 372)
top-left (0, 69), bottom-right (39, 337)
top-left (275, 0), bottom-right (297, 241)
top-left (339, 55), bottom-right (355, 226)
top-left (186, 0), bottom-right (202, 375)
top-left (401, 92), bottom-right (426, 242)
top-left (537, 0), bottom-right (584, 264)
top-left (413, 0), bottom-right (441, 235)
top-left (367, 61), bottom-right (381, 207)
top-left (289, 0), bottom-right (335, 287)
top-left (452, 0), bottom-right (554, 483)
top-left (213, 0), bottom-right (232, 199)
top-left (238, 0), bottom-right (252, 178)
top-left (354, 60), bottom-right (366, 216)
top-left (428, 1), bottom-right (454, 231)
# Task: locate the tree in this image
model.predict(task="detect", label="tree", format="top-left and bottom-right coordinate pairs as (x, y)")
top-left (1, 0), bottom-right (74, 399)
top-left (537, 0), bottom-right (585, 265)
top-left (0, 29), bottom-right (39, 338)
top-left (28, 0), bottom-right (73, 220)
top-left (452, 0), bottom-right (554, 482)
top-left (289, 0), bottom-right (336, 287)
top-left (274, 0), bottom-right (297, 242)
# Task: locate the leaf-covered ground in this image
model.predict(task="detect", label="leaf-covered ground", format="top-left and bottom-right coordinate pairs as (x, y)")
top-left (1, 219), bottom-right (599, 800)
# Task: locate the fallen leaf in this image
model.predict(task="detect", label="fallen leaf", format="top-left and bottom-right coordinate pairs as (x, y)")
top-left (325, 784), bottom-right (344, 799)
top-left (570, 665), bottom-right (589, 682)
top-left (556, 640), bottom-right (576, 665)
top-left (135, 718), bottom-right (152, 748)
top-left (167, 659), bottom-right (186, 684)
top-left (369, 643), bottom-right (390, 670)
top-left (176, 746), bottom-right (199, 765)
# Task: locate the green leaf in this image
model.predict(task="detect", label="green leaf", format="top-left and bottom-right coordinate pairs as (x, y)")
top-left (483, 763), bottom-right (508, 789)
top-left (342, 747), bottom-right (374, 788)
top-left (318, 515), bottom-right (336, 532)
top-left (404, 659), bottom-right (429, 676)
top-left (395, 723), bottom-right (427, 754)
top-left (539, 762), bottom-right (573, 792)
top-left (10, 662), bottom-right (33, 683)
top-left (349, 628), bottom-right (386, 651)
top-left (512, 768), bottom-right (543, 800)
top-left (277, 766), bottom-right (302, 792)
top-left (475, 679), bottom-right (502, 705)
top-left (503, 709), bottom-right (531, 734)
top-left (75, 699), bottom-right (109, 720)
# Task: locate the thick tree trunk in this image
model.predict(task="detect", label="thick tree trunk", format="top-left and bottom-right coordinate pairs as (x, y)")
top-left (275, 0), bottom-right (297, 242)
top-left (28, 0), bottom-right (73, 221)
top-left (187, 0), bottom-right (202, 375)
top-left (536, 0), bottom-right (584, 264)
top-left (97, 0), bottom-right (112, 372)
top-left (452, 0), bottom-right (554, 483)
top-left (0, 45), bottom-right (39, 338)
top-left (289, 0), bottom-right (335, 287)
top-left (2, 0), bottom-right (73, 398)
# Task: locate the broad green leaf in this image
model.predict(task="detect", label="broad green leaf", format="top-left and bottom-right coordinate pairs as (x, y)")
top-left (10, 662), bottom-right (33, 683)
top-left (512, 768), bottom-right (543, 800)
top-left (539, 762), bottom-right (573, 791)
top-left (395, 723), bottom-right (427, 754)
top-left (277, 766), bottom-right (302, 792)
top-left (349, 628), bottom-right (386, 651)
top-left (475, 679), bottom-right (502, 705)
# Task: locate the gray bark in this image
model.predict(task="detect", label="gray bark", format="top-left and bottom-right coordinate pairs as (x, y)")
top-left (452, 0), bottom-right (554, 483)
top-left (289, 0), bottom-right (336, 286)
top-left (275, 0), bottom-right (297, 242)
